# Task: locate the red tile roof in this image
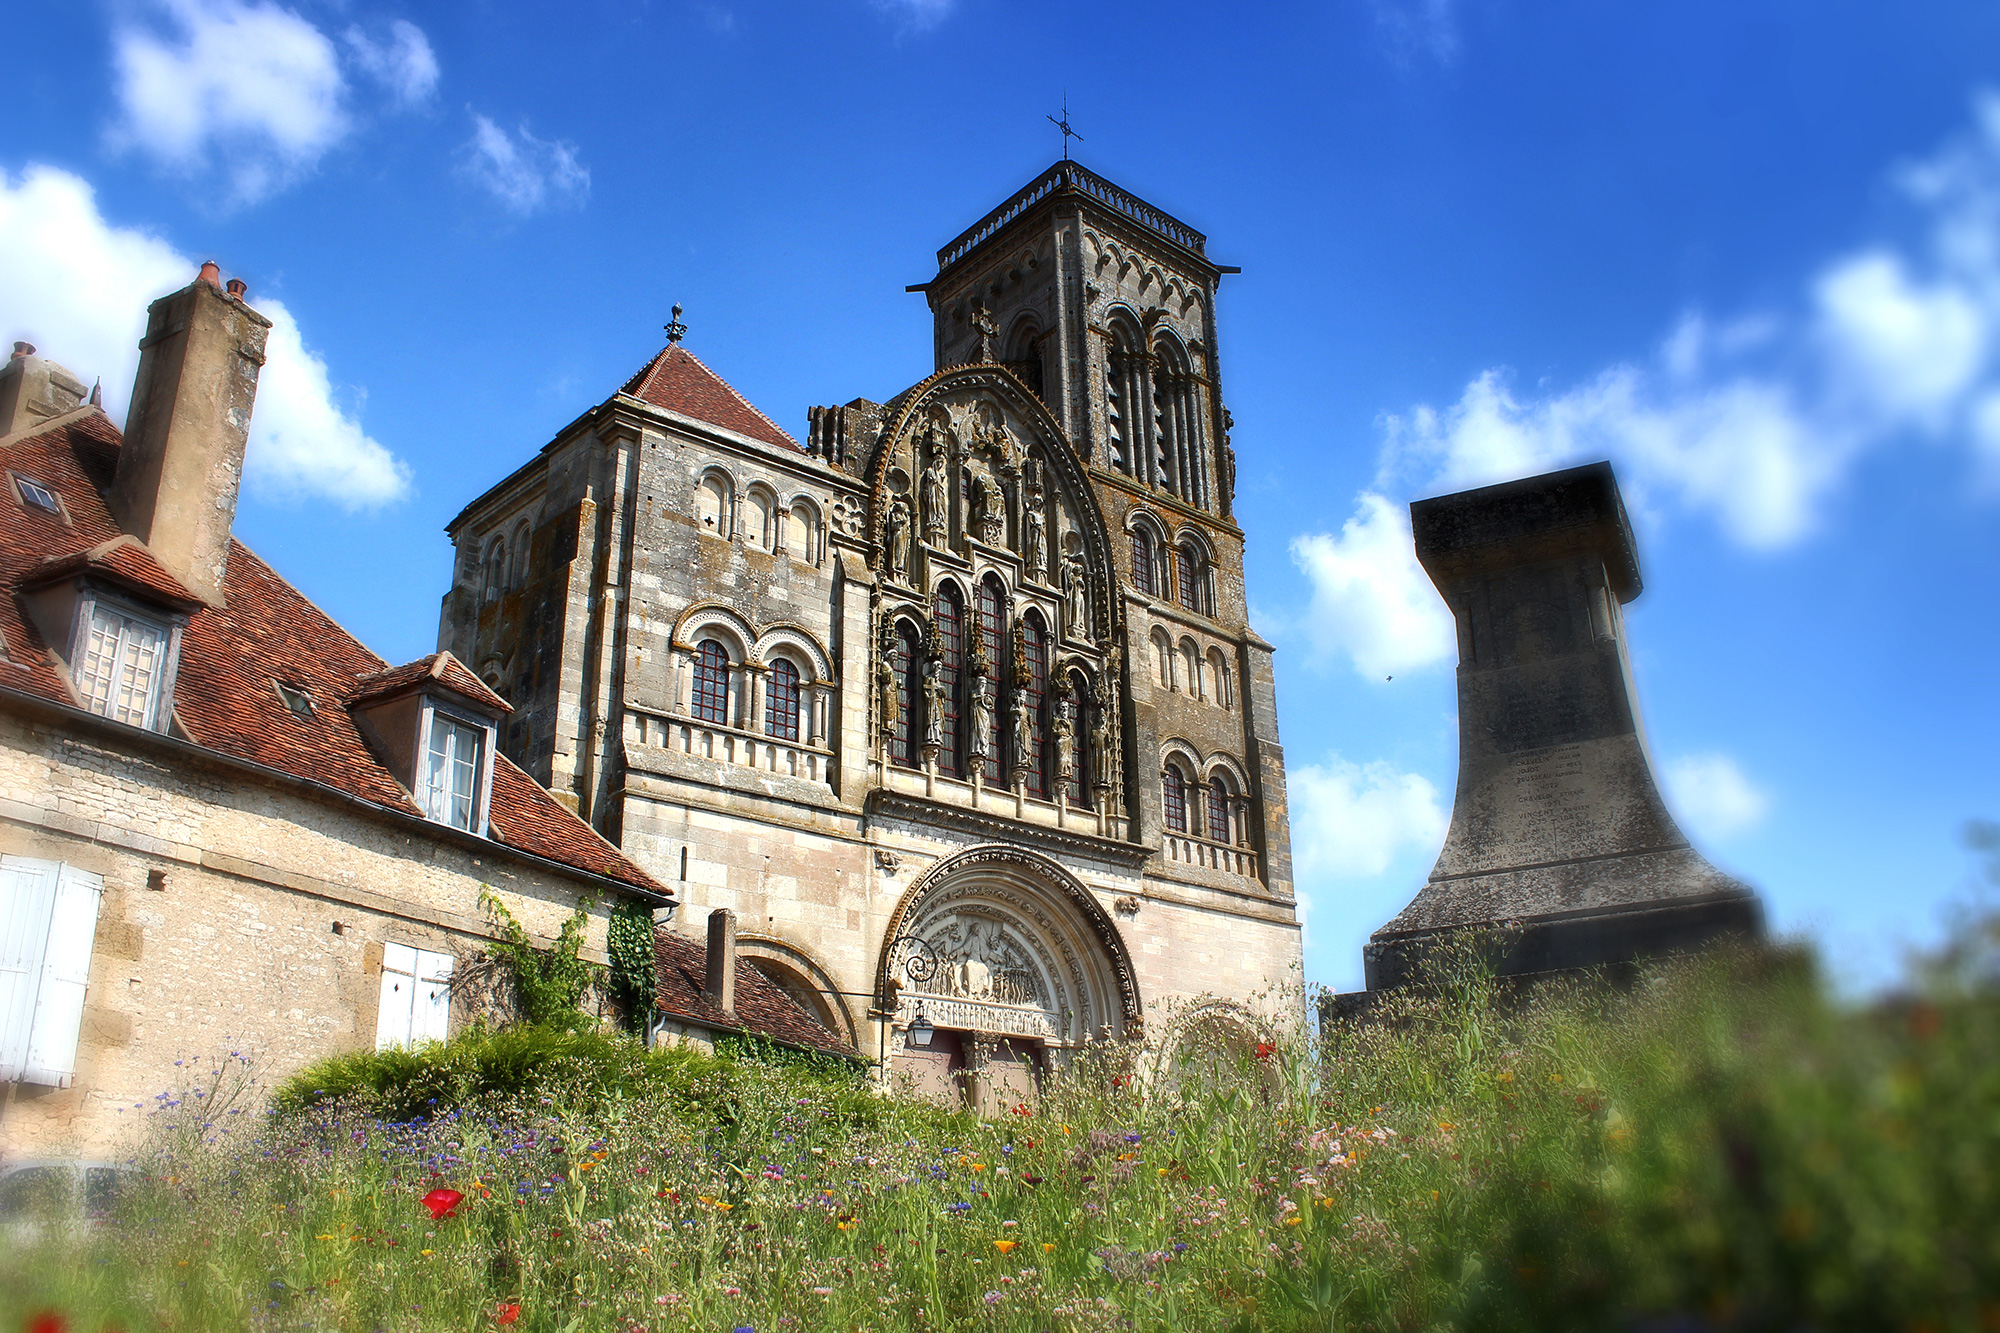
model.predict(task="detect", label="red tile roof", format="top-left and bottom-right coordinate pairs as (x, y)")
top-left (0, 409), bottom-right (666, 898)
top-left (23, 534), bottom-right (203, 609)
top-left (352, 652), bottom-right (512, 714)
top-left (653, 927), bottom-right (858, 1059)
top-left (619, 345), bottom-right (800, 453)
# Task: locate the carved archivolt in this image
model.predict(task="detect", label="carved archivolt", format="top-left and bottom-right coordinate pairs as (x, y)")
top-left (875, 843), bottom-right (1142, 1044)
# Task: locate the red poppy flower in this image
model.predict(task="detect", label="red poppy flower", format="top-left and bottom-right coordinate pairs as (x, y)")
top-left (1254, 1042), bottom-right (1277, 1062)
top-left (422, 1188), bottom-right (464, 1220)
top-left (494, 1303), bottom-right (521, 1325)
top-left (27, 1313), bottom-right (66, 1333)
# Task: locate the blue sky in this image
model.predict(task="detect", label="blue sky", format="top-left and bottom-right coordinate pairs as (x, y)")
top-left (5, 0), bottom-right (1997, 992)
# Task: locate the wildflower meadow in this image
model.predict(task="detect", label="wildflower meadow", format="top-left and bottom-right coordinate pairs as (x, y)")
top-left (2, 923), bottom-right (1995, 1332)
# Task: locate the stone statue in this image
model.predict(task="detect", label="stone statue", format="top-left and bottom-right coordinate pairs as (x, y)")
top-left (1092, 671), bottom-right (1116, 790)
top-left (884, 498), bottom-right (911, 582)
top-left (971, 306), bottom-right (996, 363)
top-left (1061, 551), bottom-right (1090, 641)
top-left (921, 656), bottom-right (946, 750)
top-left (1011, 689), bottom-right (1035, 784)
top-left (876, 653), bottom-right (899, 739)
top-left (920, 443), bottom-right (948, 547)
top-left (967, 677), bottom-right (992, 768)
top-left (971, 472), bottom-right (1004, 545)
top-left (1023, 499), bottom-right (1047, 581)
top-left (1053, 701), bottom-right (1076, 786)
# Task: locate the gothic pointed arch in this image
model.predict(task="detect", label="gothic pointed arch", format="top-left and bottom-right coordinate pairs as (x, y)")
top-left (875, 843), bottom-right (1142, 1044)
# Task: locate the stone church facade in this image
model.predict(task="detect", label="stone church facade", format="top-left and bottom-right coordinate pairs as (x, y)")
top-left (436, 161), bottom-right (1299, 1099)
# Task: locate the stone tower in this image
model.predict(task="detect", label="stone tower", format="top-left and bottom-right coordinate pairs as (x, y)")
top-left (438, 161), bottom-right (1300, 1104)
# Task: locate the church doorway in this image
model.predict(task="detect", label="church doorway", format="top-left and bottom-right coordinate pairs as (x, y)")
top-left (876, 844), bottom-right (1141, 1112)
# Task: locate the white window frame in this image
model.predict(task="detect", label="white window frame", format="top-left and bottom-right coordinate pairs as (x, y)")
top-left (66, 589), bottom-right (183, 733)
top-left (0, 856), bottom-right (103, 1088)
top-left (375, 941), bottom-right (454, 1050)
top-left (415, 698), bottom-right (497, 836)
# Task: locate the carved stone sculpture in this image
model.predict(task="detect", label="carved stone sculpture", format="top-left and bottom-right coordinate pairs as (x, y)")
top-left (884, 498), bottom-right (911, 581)
top-left (1011, 690), bottom-right (1035, 784)
top-left (920, 444), bottom-right (948, 547)
top-left (922, 656), bottom-right (947, 751)
top-left (1023, 501), bottom-right (1047, 581)
top-left (971, 306), bottom-right (996, 363)
top-left (1061, 552), bottom-right (1090, 641)
top-left (1053, 703), bottom-right (1076, 786)
top-left (967, 677), bottom-right (992, 767)
top-left (876, 653), bottom-right (899, 740)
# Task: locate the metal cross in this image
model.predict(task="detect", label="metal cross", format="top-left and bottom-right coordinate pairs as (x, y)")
top-left (1048, 97), bottom-right (1083, 161)
top-left (664, 303), bottom-right (687, 344)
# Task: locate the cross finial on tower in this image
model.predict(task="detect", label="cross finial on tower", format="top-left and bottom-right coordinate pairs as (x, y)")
top-left (1048, 96), bottom-right (1083, 161)
top-left (664, 303), bottom-right (687, 344)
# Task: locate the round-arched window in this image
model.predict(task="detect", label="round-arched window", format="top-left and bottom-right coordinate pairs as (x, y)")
top-left (1162, 765), bottom-right (1188, 833)
top-left (1207, 778), bottom-right (1231, 844)
top-left (765, 658), bottom-right (801, 741)
top-left (691, 639), bottom-right (731, 725)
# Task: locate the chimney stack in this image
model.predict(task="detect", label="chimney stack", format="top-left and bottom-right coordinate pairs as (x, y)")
top-left (0, 341), bottom-right (90, 439)
top-left (110, 263), bottom-right (270, 607)
top-left (704, 908), bottom-right (737, 1015)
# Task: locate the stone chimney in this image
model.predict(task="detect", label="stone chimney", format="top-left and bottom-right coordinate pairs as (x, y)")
top-left (109, 263), bottom-right (271, 607)
top-left (704, 908), bottom-right (737, 1015)
top-left (0, 342), bottom-right (89, 438)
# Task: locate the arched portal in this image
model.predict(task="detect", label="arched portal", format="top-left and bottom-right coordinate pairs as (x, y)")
top-left (875, 845), bottom-right (1141, 1108)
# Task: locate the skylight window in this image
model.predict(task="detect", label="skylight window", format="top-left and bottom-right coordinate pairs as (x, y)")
top-left (274, 680), bottom-right (315, 719)
top-left (13, 474), bottom-right (59, 515)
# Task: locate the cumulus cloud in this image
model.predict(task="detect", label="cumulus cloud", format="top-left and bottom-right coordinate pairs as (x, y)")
top-left (343, 19), bottom-right (439, 108)
top-left (1289, 495), bottom-right (1455, 676)
top-left (1663, 753), bottom-right (1772, 842)
top-left (460, 114), bottom-right (590, 215)
top-left (1290, 91), bottom-right (2000, 676)
top-left (108, 1), bottom-right (441, 205)
top-left (0, 165), bottom-right (409, 509)
top-left (1290, 755), bottom-right (1448, 880)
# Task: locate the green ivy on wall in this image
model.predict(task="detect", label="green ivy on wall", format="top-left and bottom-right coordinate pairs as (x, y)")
top-left (478, 888), bottom-right (596, 1029)
top-left (607, 899), bottom-right (659, 1032)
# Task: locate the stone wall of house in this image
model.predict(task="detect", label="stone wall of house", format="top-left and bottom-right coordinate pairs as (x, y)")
top-left (0, 708), bottom-right (635, 1158)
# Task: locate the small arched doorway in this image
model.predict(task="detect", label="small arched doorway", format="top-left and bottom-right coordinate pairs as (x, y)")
top-left (875, 844), bottom-right (1141, 1111)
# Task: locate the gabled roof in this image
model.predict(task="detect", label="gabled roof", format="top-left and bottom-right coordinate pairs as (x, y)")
top-left (0, 409), bottom-right (666, 898)
top-left (619, 344), bottom-right (799, 453)
top-left (21, 534), bottom-right (202, 610)
top-left (352, 651), bottom-right (513, 714)
top-left (653, 927), bottom-right (858, 1059)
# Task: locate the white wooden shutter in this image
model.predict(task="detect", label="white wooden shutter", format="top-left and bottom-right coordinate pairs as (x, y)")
top-left (414, 949), bottom-right (454, 1044)
top-left (0, 857), bottom-right (59, 1081)
top-left (375, 942), bottom-right (417, 1050)
top-left (22, 863), bottom-right (102, 1087)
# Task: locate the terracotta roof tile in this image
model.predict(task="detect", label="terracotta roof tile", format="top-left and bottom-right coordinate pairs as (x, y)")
top-left (351, 651), bottom-right (513, 714)
top-left (619, 345), bottom-right (800, 453)
top-left (0, 410), bottom-right (666, 898)
top-left (653, 927), bottom-right (857, 1058)
top-left (23, 534), bottom-right (202, 608)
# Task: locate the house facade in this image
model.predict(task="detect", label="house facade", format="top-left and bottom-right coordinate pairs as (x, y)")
top-left (437, 162), bottom-right (1302, 1102)
top-left (0, 267), bottom-right (690, 1156)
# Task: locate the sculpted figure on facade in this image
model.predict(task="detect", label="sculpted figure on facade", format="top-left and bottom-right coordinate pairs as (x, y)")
top-left (967, 675), bottom-right (993, 769)
top-left (920, 434), bottom-right (949, 547)
top-left (1061, 549), bottom-right (1090, 642)
top-left (1053, 695), bottom-right (1077, 787)
top-left (970, 470), bottom-right (1002, 545)
top-left (1011, 689), bottom-right (1035, 784)
top-left (1022, 465), bottom-right (1048, 580)
top-left (971, 306), bottom-right (997, 363)
top-left (884, 497), bottom-right (911, 582)
top-left (876, 652), bottom-right (899, 742)
top-left (922, 655), bottom-right (947, 751)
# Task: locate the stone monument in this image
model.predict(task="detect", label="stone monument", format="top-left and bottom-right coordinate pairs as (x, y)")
top-left (1363, 461), bottom-right (1761, 990)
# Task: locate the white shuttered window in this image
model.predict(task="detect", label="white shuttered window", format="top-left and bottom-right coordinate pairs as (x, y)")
top-left (375, 943), bottom-right (454, 1050)
top-left (76, 605), bottom-right (166, 728)
top-left (0, 857), bottom-right (104, 1087)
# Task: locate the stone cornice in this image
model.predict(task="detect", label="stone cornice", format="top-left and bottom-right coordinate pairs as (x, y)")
top-left (864, 788), bottom-right (1152, 870)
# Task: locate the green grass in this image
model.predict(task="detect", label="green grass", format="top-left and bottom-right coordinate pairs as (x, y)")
top-left (4, 926), bottom-right (1997, 1332)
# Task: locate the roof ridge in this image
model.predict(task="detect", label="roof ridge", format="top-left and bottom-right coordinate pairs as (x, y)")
top-left (0, 403), bottom-right (108, 453)
top-left (667, 344), bottom-right (798, 447)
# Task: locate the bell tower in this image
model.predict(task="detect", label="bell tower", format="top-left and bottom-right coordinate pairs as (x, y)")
top-left (912, 160), bottom-right (1241, 522)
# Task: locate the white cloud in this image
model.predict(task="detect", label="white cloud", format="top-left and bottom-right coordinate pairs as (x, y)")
top-left (1290, 755), bottom-right (1448, 880)
top-left (343, 20), bottom-right (439, 108)
top-left (1663, 753), bottom-right (1772, 842)
top-left (110, 0), bottom-right (349, 205)
top-left (0, 165), bottom-right (410, 509)
top-left (1289, 494), bottom-right (1455, 677)
top-left (869, 0), bottom-right (956, 31)
top-left (1346, 89), bottom-right (2000, 562)
top-left (1368, 0), bottom-right (1458, 66)
top-left (460, 114), bottom-right (590, 215)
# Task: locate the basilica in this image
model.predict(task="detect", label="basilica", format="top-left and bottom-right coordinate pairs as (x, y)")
top-left (436, 160), bottom-right (1300, 1102)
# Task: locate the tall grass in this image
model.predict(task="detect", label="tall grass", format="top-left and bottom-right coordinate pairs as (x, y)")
top-left (3, 929), bottom-right (1995, 1332)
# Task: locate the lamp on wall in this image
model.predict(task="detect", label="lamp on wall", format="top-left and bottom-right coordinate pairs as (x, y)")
top-left (907, 1006), bottom-right (935, 1049)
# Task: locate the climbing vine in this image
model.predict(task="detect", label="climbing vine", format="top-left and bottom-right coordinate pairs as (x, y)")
top-left (478, 888), bottom-right (596, 1029)
top-left (606, 899), bottom-right (659, 1032)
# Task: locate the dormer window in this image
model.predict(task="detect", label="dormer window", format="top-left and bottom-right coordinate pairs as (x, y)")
top-left (76, 602), bottom-right (168, 729)
top-left (420, 710), bottom-right (485, 831)
top-left (274, 680), bottom-right (315, 719)
top-left (12, 474), bottom-right (60, 516)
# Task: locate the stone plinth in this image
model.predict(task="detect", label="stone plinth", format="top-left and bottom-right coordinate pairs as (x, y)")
top-left (1363, 461), bottom-right (1760, 990)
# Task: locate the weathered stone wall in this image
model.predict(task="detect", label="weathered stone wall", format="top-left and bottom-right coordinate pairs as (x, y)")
top-left (0, 708), bottom-right (630, 1157)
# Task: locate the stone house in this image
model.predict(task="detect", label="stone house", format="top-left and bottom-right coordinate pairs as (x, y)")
top-left (437, 161), bottom-right (1303, 1105)
top-left (0, 266), bottom-right (830, 1156)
